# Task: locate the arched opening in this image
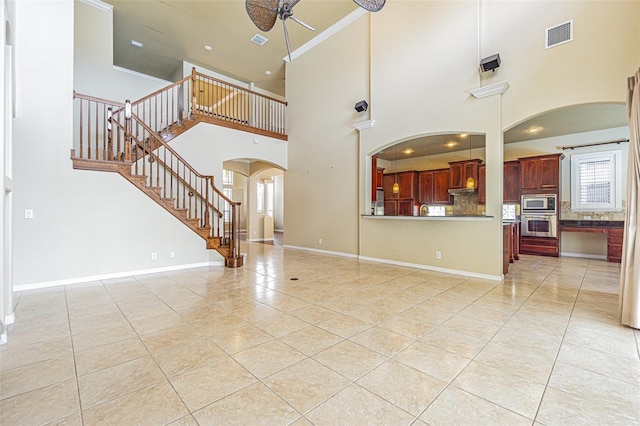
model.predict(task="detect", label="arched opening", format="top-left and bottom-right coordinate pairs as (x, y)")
top-left (224, 160), bottom-right (285, 246)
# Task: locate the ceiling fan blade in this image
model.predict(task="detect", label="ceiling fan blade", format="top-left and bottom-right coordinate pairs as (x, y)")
top-left (282, 18), bottom-right (292, 62)
top-left (288, 15), bottom-right (315, 31)
top-left (245, 0), bottom-right (279, 32)
top-left (352, 0), bottom-right (386, 12)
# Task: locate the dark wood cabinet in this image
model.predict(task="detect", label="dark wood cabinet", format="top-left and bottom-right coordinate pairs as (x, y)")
top-left (503, 161), bottom-right (520, 203)
top-left (418, 171), bottom-right (434, 205)
top-left (449, 159), bottom-right (482, 189)
top-left (519, 154), bottom-right (563, 194)
top-left (371, 156), bottom-right (384, 202)
top-left (383, 171), bottom-right (418, 215)
top-left (433, 169), bottom-right (451, 204)
top-left (520, 235), bottom-right (559, 256)
top-left (478, 162), bottom-right (518, 205)
top-left (607, 228), bottom-right (623, 263)
top-left (478, 165), bottom-right (486, 204)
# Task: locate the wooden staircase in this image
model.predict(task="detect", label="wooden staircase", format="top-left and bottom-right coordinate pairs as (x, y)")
top-left (69, 67), bottom-right (289, 268)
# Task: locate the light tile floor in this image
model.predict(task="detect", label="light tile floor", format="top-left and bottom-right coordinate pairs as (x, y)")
top-left (1, 242), bottom-right (639, 425)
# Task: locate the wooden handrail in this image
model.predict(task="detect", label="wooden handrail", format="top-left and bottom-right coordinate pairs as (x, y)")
top-left (74, 91), bottom-right (125, 107)
top-left (130, 75), bottom-right (192, 107)
top-left (193, 70), bottom-right (287, 106)
top-left (129, 112), bottom-right (214, 182)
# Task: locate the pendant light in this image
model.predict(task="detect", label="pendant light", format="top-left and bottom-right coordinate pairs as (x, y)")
top-left (392, 144), bottom-right (400, 194)
top-left (466, 135), bottom-right (476, 189)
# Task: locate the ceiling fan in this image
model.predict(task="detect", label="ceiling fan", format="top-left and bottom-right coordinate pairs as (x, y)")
top-left (245, 0), bottom-right (386, 62)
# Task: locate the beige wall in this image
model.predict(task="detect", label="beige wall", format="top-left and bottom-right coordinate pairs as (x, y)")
top-left (285, 1), bottom-right (639, 278)
top-left (285, 13), bottom-right (369, 254)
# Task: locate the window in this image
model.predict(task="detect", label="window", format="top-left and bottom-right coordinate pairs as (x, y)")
top-left (223, 169), bottom-right (234, 185)
top-left (223, 188), bottom-right (232, 221)
top-left (265, 181), bottom-right (274, 217)
top-left (256, 182), bottom-right (264, 213)
top-left (571, 150), bottom-right (622, 211)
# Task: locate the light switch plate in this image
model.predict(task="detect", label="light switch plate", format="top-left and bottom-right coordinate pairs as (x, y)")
top-left (24, 209), bottom-right (34, 219)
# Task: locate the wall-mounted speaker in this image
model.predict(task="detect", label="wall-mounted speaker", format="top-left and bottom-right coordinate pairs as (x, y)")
top-left (355, 100), bottom-right (368, 112)
top-left (480, 54), bottom-right (501, 72)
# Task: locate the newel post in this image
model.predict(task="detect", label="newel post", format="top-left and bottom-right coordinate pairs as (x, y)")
top-left (124, 99), bottom-right (132, 162)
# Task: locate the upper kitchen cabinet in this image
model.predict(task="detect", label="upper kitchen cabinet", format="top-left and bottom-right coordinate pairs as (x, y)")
top-left (433, 169), bottom-right (452, 204)
top-left (503, 161), bottom-right (521, 203)
top-left (449, 159), bottom-right (483, 189)
top-left (519, 153), bottom-right (564, 194)
top-left (418, 170), bottom-right (434, 205)
top-left (383, 171), bottom-right (418, 215)
top-left (477, 164), bottom-right (486, 204)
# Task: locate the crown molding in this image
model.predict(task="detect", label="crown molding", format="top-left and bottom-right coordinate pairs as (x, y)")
top-left (469, 81), bottom-right (510, 99)
top-left (353, 119), bottom-right (375, 131)
top-left (79, 0), bottom-right (113, 11)
top-left (286, 8), bottom-right (368, 62)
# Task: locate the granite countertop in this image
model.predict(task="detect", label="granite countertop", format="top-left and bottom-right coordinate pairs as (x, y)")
top-left (560, 220), bottom-right (624, 228)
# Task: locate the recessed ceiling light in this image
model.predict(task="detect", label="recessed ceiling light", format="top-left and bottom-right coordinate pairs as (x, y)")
top-left (204, 45), bottom-right (213, 51)
top-left (265, 70), bottom-right (272, 75)
top-left (402, 148), bottom-right (414, 155)
top-left (445, 141), bottom-right (458, 148)
top-left (527, 126), bottom-right (543, 133)
top-left (130, 39), bottom-right (144, 48)
top-left (459, 133), bottom-right (468, 138)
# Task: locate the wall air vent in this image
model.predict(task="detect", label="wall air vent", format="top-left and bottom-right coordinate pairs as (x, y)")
top-left (251, 34), bottom-right (269, 46)
top-left (546, 20), bottom-right (573, 49)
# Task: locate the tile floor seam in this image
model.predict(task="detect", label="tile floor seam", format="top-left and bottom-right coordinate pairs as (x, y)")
top-left (530, 260), bottom-right (592, 424)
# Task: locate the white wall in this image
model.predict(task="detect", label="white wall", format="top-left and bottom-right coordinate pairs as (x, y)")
top-left (12, 1), bottom-right (208, 289)
top-left (1, 0), bottom-right (15, 341)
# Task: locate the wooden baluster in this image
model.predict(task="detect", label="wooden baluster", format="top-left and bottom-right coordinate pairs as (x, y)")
top-left (124, 99), bottom-right (132, 162)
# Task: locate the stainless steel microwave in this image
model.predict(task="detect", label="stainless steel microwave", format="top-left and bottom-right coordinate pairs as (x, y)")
top-left (521, 194), bottom-right (557, 214)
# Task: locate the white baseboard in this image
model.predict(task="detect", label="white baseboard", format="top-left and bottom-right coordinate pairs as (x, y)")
top-left (283, 245), bottom-right (359, 259)
top-left (247, 238), bottom-right (275, 242)
top-left (560, 252), bottom-right (607, 260)
top-left (13, 261), bottom-right (223, 292)
top-left (283, 245), bottom-right (502, 280)
top-left (4, 313), bottom-right (15, 325)
top-left (358, 255), bottom-right (503, 281)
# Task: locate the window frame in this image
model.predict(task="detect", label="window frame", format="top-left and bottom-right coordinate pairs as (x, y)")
top-left (570, 149), bottom-right (622, 212)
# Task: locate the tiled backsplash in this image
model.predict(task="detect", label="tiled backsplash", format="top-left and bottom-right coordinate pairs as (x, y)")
top-left (560, 200), bottom-right (626, 221)
top-left (451, 192), bottom-right (485, 215)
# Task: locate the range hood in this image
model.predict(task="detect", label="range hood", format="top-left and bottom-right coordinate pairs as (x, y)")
top-left (448, 187), bottom-right (477, 194)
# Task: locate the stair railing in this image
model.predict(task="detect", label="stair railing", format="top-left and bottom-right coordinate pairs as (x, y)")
top-left (72, 92), bottom-right (241, 261)
top-left (122, 113), bottom-right (241, 253)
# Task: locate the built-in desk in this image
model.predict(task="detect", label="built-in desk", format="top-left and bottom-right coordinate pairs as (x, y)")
top-left (560, 220), bottom-right (624, 263)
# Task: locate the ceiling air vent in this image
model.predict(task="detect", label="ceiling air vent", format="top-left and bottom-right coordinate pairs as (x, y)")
top-left (546, 20), bottom-right (573, 49)
top-left (251, 34), bottom-right (268, 46)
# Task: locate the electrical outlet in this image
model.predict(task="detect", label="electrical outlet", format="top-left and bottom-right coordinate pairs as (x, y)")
top-left (151, 252), bottom-right (157, 260)
top-left (170, 251), bottom-right (175, 258)
top-left (318, 238), bottom-right (323, 244)
top-left (24, 209), bottom-right (34, 219)
top-left (435, 251), bottom-right (442, 259)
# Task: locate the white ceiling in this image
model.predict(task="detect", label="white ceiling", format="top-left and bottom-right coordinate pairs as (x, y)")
top-left (106, 0), bottom-right (359, 96)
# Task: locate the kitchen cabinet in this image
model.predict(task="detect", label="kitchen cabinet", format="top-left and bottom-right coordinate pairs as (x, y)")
top-left (449, 159), bottom-right (482, 189)
top-left (433, 169), bottom-right (451, 204)
top-left (371, 156), bottom-right (384, 202)
top-left (418, 171), bottom-right (434, 205)
top-left (478, 162), bottom-right (519, 205)
top-left (383, 171), bottom-right (418, 215)
top-left (520, 236), bottom-right (559, 256)
top-left (478, 165), bottom-right (486, 204)
top-left (607, 228), bottom-right (623, 263)
top-left (503, 161), bottom-right (520, 203)
top-left (519, 153), bottom-right (564, 194)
